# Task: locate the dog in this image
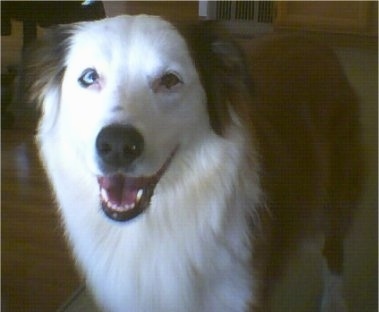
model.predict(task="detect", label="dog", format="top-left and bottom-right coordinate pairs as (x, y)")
top-left (27, 15), bottom-right (362, 311)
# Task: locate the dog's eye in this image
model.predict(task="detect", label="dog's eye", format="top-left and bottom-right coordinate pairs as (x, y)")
top-left (152, 72), bottom-right (182, 92)
top-left (160, 73), bottom-right (181, 89)
top-left (78, 68), bottom-right (99, 87)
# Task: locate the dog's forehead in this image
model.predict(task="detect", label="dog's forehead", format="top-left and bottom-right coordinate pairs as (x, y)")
top-left (68, 15), bottom-right (190, 69)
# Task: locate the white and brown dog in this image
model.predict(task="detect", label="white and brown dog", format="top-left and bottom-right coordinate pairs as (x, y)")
top-left (28, 15), bottom-right (362, 311)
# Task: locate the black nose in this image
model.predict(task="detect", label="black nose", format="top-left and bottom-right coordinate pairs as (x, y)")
top-left (96, 125), bottom-right (144, 170)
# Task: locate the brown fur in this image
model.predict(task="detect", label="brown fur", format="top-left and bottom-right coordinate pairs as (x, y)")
top-left (180, 26), bottom-right (362, 307)
top-left (243, 35), bottom-right (362, 295)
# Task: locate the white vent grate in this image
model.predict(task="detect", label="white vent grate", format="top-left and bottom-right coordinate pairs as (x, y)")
top-left (213, 1), bottom-right (274, 23)
top-left (257, 1), bottom-right (274, 23)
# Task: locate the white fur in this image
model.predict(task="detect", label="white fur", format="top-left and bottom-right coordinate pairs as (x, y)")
top-left (321, 261), bottom-right (348, 312)
top-left (36, 15), bottom-right (263, 311)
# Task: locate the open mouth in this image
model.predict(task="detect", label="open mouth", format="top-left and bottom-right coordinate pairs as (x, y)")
top-left (97, 149), bottom-right (176, 222)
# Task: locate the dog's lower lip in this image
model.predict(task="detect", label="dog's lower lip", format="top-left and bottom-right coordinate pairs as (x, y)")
top-left (97, 148), bottom-right (178, 222)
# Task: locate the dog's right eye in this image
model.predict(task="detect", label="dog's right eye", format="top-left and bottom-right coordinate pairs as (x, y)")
top-left (78, 69), bottom-right (99, 87)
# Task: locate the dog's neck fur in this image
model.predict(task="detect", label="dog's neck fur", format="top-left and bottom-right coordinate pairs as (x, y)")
top-left (38, 122), bottom-right (263, 311)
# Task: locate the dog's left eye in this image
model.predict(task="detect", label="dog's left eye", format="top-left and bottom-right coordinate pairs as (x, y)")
top-left (151, 72), bottom-right (182, 92)
top-left (78, 69), bottom-right (99, 87)
top-left (160, 73), bottom-right (181, 89)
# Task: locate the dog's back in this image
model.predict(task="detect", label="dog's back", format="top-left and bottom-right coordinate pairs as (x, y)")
top-left (243, 35), bottom-right (363, 306)
top-left (179, 27), bottom-right (363, 309)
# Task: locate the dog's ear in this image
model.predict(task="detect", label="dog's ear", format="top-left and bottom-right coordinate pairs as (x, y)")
top-left (176, 21), bottom-right (254, 136)
top-left (25, 25), bottom-right (74, 132)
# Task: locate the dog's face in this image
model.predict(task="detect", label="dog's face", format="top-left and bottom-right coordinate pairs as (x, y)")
top-left (60, 16), bottom-right (211, 221)
top-left (30, 15), bottom-right (249, 223)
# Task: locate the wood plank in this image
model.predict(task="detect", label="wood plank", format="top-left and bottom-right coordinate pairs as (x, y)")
top-left (2, 115), bottom-right (81, 311)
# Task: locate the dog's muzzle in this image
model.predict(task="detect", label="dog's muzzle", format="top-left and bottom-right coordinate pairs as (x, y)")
top-left (95, 124), bottom-right (176, 222)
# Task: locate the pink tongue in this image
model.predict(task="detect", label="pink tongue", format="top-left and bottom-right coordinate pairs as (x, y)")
top-left (122, 189), bottom-right (139, 206)
top-left (99, 175), bottom-right (139, 206)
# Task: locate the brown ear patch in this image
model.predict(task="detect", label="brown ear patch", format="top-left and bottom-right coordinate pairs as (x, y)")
top-left (176, 22), bottom-right (254, 136)
top-left (25, 25), bottom-right (75, 105)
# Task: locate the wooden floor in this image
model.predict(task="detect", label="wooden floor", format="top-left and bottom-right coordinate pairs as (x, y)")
top-left (2, 113), bottom-right (80, 311)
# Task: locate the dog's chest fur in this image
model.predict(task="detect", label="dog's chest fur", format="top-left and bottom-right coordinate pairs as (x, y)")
top-left (41, 127), bottom-right (261, 311)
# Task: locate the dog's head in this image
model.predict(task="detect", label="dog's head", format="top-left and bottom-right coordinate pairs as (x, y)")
top-left (28, 15), bottom-right (252, 222)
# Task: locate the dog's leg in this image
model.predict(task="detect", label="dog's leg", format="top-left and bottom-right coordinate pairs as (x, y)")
top-left (320, 234), bottom-right (348, 312)
top-left (320, 88), bottom-right (361, 312)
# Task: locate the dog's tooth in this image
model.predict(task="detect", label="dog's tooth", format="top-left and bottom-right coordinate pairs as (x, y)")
top-left (111, 203), bottom-right (120, 211)
top-left (124, 203), bottom-right (135, 211)
top-left (101, 188), bottom-right (108, 201)
top-left (136, 189), bottom-right (143, 204)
